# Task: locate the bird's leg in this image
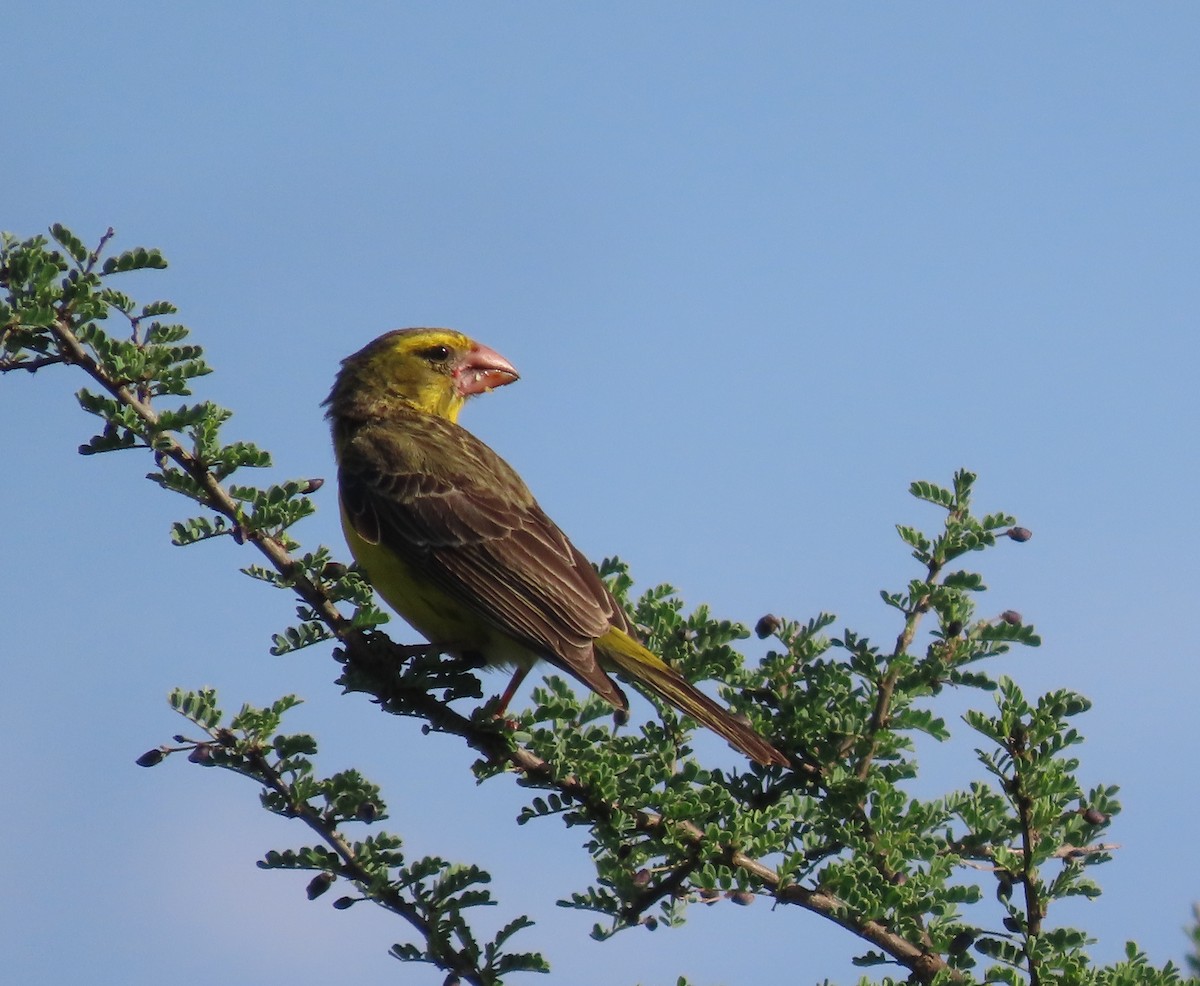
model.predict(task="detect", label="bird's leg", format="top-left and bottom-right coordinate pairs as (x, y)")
top-left (492, 666), bottom-right (529, 717)
top-left (475, 667), bottom-right (529, 731)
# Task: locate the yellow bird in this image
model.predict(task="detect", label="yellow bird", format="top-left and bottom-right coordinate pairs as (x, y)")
top-left (326, 328), bottom-right (787, 767)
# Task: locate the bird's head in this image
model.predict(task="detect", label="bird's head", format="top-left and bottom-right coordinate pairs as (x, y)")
top-left (327, 328), bottom-right (519, 424)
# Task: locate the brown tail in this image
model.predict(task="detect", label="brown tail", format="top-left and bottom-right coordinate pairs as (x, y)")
top-left (596, 629), bottom-right (789, 767)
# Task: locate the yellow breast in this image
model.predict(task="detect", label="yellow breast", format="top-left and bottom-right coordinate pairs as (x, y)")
top-left (339, 500), bottom-right (538, 670)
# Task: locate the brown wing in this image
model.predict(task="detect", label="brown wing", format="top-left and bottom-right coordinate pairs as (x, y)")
top-left (339, 407), bottom-right (633, 701)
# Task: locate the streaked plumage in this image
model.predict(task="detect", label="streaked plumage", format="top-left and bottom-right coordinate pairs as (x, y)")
top-left (326, 328), bottom-right (787, 767)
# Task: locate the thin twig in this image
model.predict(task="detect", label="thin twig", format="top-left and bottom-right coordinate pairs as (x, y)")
top-left (0, 353), bottom-right (68, 372)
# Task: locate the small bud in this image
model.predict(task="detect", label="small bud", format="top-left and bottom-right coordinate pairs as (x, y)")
top-left (945, 620), bottom-right (963, 637)
top-left (632, 868), bottom-right (651, 888)
top-left (1082, 807), bottom-right (1108, 826)
top-left (321, 561), bottom-right (348, 580)
top-left (1006, 527), bottom-right (1033, 542)
top-left (754, 614), bottom-right (782, 639)
top-left (306, 872), bottom-right (334, 900)
top-left (188, 744), bottom-right (213, 765)
top-left (727, 890), bottom-right (755, 906)
top-left (643, 916), bottom-right (658, 931)
top-left (300, 477), bottom-right (324, 494)
top-left (1000, 610), bottom-right (1022, 625)
top-left (356, 801), bottom-right (379, 822)
top-left (136, 748), bottom-right (165, 768)
top-left (332, 896), bottom-right (356, 910)
top-left (698, 888), bottom-right (721, 904)
top-left (613, 707), bottom-right (629, 727)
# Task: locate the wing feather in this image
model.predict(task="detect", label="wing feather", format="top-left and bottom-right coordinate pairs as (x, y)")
top-left (339, 410), bottom-right (626, 678)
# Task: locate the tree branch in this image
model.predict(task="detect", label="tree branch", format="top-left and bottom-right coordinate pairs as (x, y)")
top-left (33, 289), bottom-right (963, 984)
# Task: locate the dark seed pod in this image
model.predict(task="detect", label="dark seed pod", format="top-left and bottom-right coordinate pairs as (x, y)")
top-left (356, 801), bottom-right (379, 822)
top-left (727, 890), bottom-right (755, 906)
top-left (300, 477), bottom-right (324, 494)
top-left (136, 748), bottom-right (165, 768)
top-left (321, 561), bottom-right (349, 580)
top-left (754, 614), bottom-right (782, 639)
top-left (332, 896), bottom-right (356, 910)
top-left (1000, 610), bottom-right (1022, 625)
top-left (949, 930), bottom-right (976, 954)
top-left (188, 744), bottom-right (214, 765)
top-left (1007, 527), bottom-right (1033, 542)
top-left (1082, 807), bottom-right (1109, 826)
top-left (946, 620), bottom-right (964, 637)
top-left (306, 872), bottom-right (333, 900)
top-left (632, 868), bottom-right (652, 888)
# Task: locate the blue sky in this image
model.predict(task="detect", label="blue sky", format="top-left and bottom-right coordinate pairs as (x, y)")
top-left (3, 4), bottom-right (1198, 983)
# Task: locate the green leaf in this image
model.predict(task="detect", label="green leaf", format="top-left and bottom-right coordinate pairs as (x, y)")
top-left (942, 570), bottom-right (985, 591)
top-left (100, 246), bottom-right (168, 274)
top-left (271, 622), bottom-right (333, 655)
top-left (909, 480), bottom-right (955, 509)
top-left (170, 515), bottom-right (231, 546)
top-left (49, 223), bottom-right (88, 264)
top-left (978, 622), bottom-right (1041, 647)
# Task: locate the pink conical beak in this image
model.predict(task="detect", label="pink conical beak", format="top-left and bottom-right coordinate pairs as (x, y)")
top-left (454, 342), bottom-right (520, 397)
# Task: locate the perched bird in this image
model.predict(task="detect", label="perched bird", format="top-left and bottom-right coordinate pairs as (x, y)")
top-left (326, 328), bottom-right (788, 767)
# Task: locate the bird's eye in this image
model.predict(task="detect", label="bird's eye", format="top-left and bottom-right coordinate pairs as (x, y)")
top-left (420, 344), bottom-right (452, 363)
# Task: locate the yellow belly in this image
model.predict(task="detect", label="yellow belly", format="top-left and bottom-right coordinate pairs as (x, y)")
top-left (339, 500), bottom-right (537, 670)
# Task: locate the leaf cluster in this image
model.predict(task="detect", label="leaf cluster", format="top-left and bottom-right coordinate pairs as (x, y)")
top-left (145, 689), bottom-right (546, 985)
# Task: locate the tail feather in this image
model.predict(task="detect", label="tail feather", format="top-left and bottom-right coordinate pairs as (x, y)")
top-left (596, 629), bottom-right (788, 768)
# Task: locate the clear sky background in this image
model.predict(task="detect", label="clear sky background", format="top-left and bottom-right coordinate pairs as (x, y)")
top-left (3, 4), bottom-right (1198, 984)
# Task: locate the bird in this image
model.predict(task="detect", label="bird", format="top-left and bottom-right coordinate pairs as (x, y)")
top-left (325, 327), bottom-right (788, 767)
